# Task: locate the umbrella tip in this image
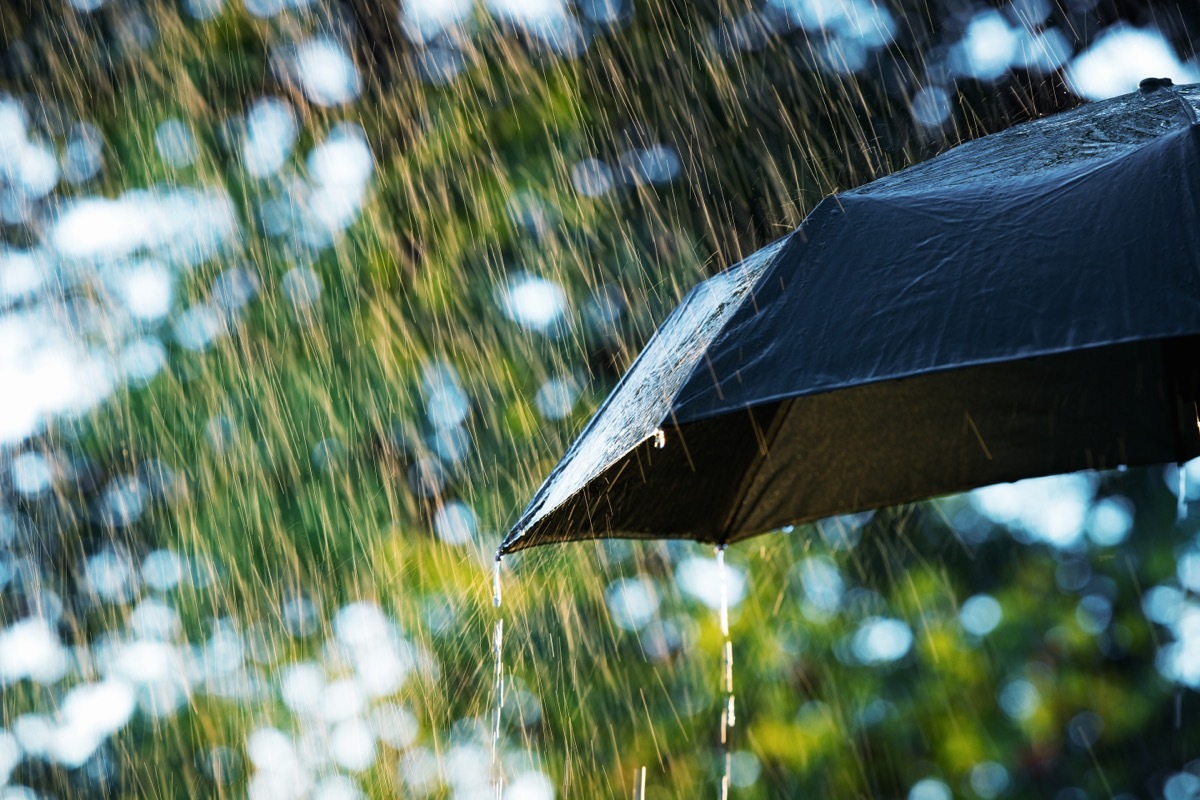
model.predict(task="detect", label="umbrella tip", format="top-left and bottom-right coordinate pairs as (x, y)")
top-left (1140, 76), bottom-right (1175, 94)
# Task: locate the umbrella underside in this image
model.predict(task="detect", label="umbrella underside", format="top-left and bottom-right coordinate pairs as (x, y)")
top-left (509, 337), bottom-right (1200, 551)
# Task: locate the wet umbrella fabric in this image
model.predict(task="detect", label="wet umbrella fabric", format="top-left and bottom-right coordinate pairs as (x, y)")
top-left (500, 82), bottom-right (1200, 556)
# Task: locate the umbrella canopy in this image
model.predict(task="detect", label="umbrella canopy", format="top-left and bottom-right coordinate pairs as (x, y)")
top-left (499, 80), bottom-right (1200, 556)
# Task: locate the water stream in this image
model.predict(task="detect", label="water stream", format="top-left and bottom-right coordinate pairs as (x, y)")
top-left (492, 554), bottom-right (506, 799)
top-left (717, 545), bottom-right (734, 800)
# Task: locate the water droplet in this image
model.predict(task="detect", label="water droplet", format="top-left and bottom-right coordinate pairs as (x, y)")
top-left (493, 556), bottom-right (503, 608)
top-left (491, 618), bottom-right (505, 798)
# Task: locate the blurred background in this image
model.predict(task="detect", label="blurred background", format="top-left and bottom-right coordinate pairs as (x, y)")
top-left (1, 0), bottom-right (1200, 797)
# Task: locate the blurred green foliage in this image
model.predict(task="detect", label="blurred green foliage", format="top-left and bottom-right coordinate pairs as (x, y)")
top-left (1, 2), bottom-right (1200, 799)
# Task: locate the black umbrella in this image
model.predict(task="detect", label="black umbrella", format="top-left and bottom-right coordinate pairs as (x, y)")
top-left (499, 79), bottom-right (1200, 556)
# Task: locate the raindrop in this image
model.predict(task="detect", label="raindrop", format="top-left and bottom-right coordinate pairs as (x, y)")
top-left (493, 556), bottom-right (503, 608)
top-left (492, 618), bottom-right (505, 798)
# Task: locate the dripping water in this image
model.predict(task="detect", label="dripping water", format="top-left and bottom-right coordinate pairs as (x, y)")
top-left (494, 554), bottom-right (503, 608)
top-left (492, 617), bottom-right (505, 797)
top-left (653, 428), bottom-right (666, 449)
top-left (717, 547), bottom-right (729, 637)
top-left (633, 766), bottom-right (647, 800)
top-left (716, 545), bottom-right (734, 800)
top-left (492, 552), bottom-right (505, 798)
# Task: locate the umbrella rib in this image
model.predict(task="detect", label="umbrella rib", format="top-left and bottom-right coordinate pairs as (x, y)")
top-left (716, 400), bottom-right (793, 542)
